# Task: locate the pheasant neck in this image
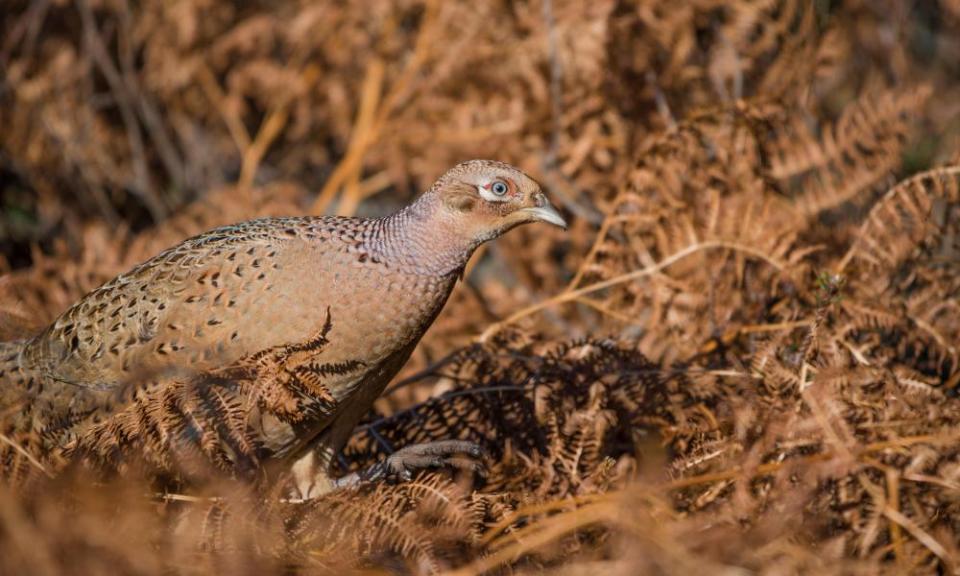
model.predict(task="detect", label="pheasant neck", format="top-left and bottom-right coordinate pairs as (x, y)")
top-left (374, 193), bottom-right (479, 277)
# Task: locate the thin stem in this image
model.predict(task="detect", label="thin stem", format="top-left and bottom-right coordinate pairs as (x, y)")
top-left (0, 433), bottom-right (51, 478)
top-left (480, 240), bottom-right (786, 341)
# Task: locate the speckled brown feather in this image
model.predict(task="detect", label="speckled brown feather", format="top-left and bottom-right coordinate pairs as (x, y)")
top-left (0, 160), bottom-right (564, 492)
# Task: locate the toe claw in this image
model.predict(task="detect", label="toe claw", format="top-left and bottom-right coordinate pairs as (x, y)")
top-left (360, 440), bottom-right (486, 484)
top-left (359, 440), bottom-right (486, 482)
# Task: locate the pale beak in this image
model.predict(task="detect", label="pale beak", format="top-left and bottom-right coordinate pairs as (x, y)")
top-left (519, 201), bottom-right (567, 229)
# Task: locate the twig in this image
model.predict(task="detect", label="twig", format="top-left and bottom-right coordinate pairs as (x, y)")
top-left (311, 0), bottom-right (440, 215)
top-left (449, 500), bottom-right (618, 576)
top-left (197, 64), bottom-right (251, 154)
top-left (0, 0), bottom-right (50, 65)
top-left (359, 384), bottom-right (531, 432)
top-left (335, 58), bottom-right (386, 216)
top-left (153, 492), bottom-right (223, 503)
top-left (731, 320), bottom-right (813, 335)
top-left (479, 240), bottom-right (787, 341)
top-left (574, 296), bottom-right (638, 323)
top-left (465, 491), bottom-right (684, 576)
top-left (646, 70), bottom-right (677, 130)
top-left (660, 431), bottom-right (960, 491)
top-left (537, 0), bottom-right (605, 225)
top-left (885, 466), bottom-right (906, 570)
top-left (308, 58), bottom-right (386, 215)
top-left (478, 492), bottom-right (612, 547)
top-left (883, 506), bottom-right (955, 571)
top-left (77, 0), bottom-right (165, 221)
top-left (542, 0), bottom-right (562, 168)
top-left (538, 169), bottom-right (607, 225)
top-left (238, 103), bottom-right (291, 189)
top-left (117, 0), bottom-right (186, 195)
top-left (901, 472), bottom-right (960, 492)
top-left (0, 433), bottom-right (52, 478)
top-left (237, 46), bottom-right (319, 189)
top-left (381, 348), bottom-right (470, 397)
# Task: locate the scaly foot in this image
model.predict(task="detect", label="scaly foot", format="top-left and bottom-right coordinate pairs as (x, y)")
top-left (335, 440), bottom-right (484, 488)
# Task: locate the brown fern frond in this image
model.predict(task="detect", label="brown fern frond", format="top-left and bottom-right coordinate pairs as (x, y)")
top-left (838, 165), bottom-right (960, 274)
top-left (295, 482), bottom-right (450, 573)
top-left (773, 86), bottom-right (932, 218)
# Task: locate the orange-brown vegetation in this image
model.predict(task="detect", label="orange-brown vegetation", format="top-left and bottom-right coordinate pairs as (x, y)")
top-left (2, 0), bottom-right (960, 574)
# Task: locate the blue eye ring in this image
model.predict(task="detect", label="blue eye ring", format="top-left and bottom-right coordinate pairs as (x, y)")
top-left (491, 180), bottom-right (509, 196)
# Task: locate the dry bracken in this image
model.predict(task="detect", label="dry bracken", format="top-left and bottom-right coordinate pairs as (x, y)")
top-left (2, 0), bottom-right (960, 574)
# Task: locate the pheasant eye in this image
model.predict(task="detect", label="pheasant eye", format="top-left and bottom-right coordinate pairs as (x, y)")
top-left (491, 180), bottom-right (509, 196)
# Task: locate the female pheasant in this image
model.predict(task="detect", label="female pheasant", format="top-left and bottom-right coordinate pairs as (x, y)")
top-left (0, 160), bottom-right (566, 496)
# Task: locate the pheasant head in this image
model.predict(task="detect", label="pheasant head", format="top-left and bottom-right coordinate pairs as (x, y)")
top-left (391, 159), bottom-right (566, 274)
top-left (432, 160), bottom-right (567, 233)
top-left (435, 159), bottom-right (566, 235)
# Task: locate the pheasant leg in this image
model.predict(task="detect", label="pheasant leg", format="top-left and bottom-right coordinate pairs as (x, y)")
top-left (333, 440), bottom-right (484, 489)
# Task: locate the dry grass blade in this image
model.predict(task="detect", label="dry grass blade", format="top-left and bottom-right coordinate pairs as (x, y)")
top-left (0, 433), bottom-right (51, 478)
top-left (480, 240), bottom-right (787, 341)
